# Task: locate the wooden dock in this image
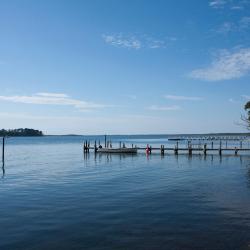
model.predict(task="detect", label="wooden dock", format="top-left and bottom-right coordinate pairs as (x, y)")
top-left (83, 139), bottom-right (250, 156)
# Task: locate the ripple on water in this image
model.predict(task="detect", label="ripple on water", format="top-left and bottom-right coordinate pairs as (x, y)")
top-left (0, 138), bottom-right (250, 250)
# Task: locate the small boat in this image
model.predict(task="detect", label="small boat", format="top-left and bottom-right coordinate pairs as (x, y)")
top-left (96, 147), bottom-right (137, 154)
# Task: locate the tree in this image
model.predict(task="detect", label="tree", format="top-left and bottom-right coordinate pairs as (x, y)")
top-left (244, 101), bottom-right (250, 129)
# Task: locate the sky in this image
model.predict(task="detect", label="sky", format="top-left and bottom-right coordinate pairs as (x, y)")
top-left (0, 0), bottom-right (250, 135)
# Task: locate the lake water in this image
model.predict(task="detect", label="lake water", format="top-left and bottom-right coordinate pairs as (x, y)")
top-left (0, 136), bottom-right (250, 250)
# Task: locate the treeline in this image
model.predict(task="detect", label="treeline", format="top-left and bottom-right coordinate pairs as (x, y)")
top-left (0, 128), bottom-right (43, 137)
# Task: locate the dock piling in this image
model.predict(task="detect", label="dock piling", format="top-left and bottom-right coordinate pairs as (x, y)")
top-left (203, 144), bottom-right (207, 155)
top-left (2, 136), bottom-right (5, 164)
top-left (188, 144), bottom-right (192, 156)
top-left (161, 145), bottom-right (165, 156)
top-left (94, 141), bottom-right (97, 153)
top-left (235, 147), bottom-right (239, 155)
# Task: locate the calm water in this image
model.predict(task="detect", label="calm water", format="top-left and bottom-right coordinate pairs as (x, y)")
top-left (1, 136), bottom-right (250, 250)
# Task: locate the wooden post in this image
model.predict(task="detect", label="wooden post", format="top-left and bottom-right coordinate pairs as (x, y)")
top-left (174, 146), bottom-right (178, 155)
top-left (188, 143), bottom-right (192, 156)
top-left (219, 142), bottom-right (222, 156)
top-left (94, 140), bottom-right (97, 153)
top-left (240, 141), bottom-right (242, 149)
top-left (211, 141), bottom-right (214, 149)
top-left (105, 135), bottom-right (107, 148)
top-left (161, 145), bottom-right (164, 156)
top-left (83, 140), bottom-right (86, 153)
top-left (235, 147), bottom-right (238, 155)
top-left (203, 144), bottom-right (207, 155)
top-left (2, 136), bottom-right (5, 164)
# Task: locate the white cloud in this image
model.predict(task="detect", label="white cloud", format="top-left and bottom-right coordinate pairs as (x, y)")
top-left (164, 95), bottom-right (203, 101)
top-left (189, 48), bottom-right (250, 81)
top-left (0, 92), bottom-right (107, 111)
top-left (148, 105), bottom-right (181, 111)
top-left (216, 22), bottom-right (235, 34)
top-left (102, 34), bottom-right (176, 50)
top-left (36, 92), bottom-right (69, 98)
top-left (239, 16), bottom-right (250, 29)
top-left (209, 0), bottom-right (227, 8)
top-left (209, 0), bottom-right (248, 10)
top-left (231, 5), bottom-right (243, 10)
top-left (215, 17), bottom-right (250, 35)
top-left (102, 34), bottom-right (141, 49)
top-left (146, 38), bottom-right (167, 49)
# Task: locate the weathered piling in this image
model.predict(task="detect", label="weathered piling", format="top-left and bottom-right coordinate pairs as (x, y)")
top-left (2, 136), bottom-right (5, 164)
top-left (219, 140), bottom-right (222, 156)
top-left (188, 144), bottom-right (192, 156)
top-left (94, 141), bottom-right (97, 153)
top-left (203, 144), bottom-right (207, 155)
top-left (174, 141), bottom-right (179, 155)
top-left (160, 145), bottom-right (164, 156)
top-left (235, 147), bottom-right (239, 155)
top-left (83, 140), bottom-right (90, 154)
top-left (83, 140), bottom-right (86, 153)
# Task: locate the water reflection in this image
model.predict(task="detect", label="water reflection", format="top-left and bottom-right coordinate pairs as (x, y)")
top-left (83, 152), bottom-right (247, 168)
top-left (2, 163), bottom-right (5, 178)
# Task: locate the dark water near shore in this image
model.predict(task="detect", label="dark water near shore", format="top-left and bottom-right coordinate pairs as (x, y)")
top-left (1, 136), bottom-right (250, 250)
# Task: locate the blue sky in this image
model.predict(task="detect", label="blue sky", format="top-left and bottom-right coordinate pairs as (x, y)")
top-left (0, 0), bottom-right (250, 134)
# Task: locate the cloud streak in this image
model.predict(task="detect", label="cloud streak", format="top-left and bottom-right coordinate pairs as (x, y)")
top-left (215, 17), bottom-right (250, 35)
top-left (102, 34), bottom-right (141, 49)
top-left (189, 48), bottom-right (250, 81)
top-left (164, 95), bottom-right (203, 101)
top-left (209, 0), bottom-right (247, 10)
top-left (102, 33), bottom-right (177, 49)
top-left (209, 0), bottom-right (227, 8)
top-left (148, 105), bottom-right (181, 111)
top-left (0, 93), bottom-right (107, 111)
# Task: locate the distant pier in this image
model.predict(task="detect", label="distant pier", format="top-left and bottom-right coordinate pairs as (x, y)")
top-left (83, 138), bottom-right (250, 156)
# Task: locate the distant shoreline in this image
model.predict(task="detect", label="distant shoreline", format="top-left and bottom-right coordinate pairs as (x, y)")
top-left (45, 132), bottom-right (250, 137)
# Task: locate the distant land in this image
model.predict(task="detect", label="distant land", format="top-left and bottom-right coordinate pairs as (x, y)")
top-left (51, 133), bottom-right (250, 137)
top-left (0, 128), bottom-right (43, 137)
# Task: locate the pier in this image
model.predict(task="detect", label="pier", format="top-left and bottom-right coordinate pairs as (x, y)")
top-left (83, 139), bottom-right (250, 156)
